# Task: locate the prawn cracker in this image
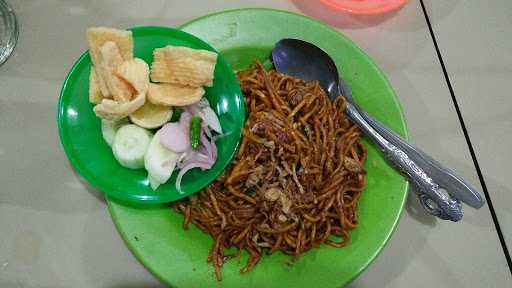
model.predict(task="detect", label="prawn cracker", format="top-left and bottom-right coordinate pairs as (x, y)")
top-left (99, 41), bottom-right (134, 102)
top-left (147, 83), bottom-right (204, 106)
top-left (115, 58), bottom-right (150, 94)
top-left (87, 27), bottom-right (133, 64)
top-left (150, 46), bottom-right (217, 87)
top-left (87, 27), bottom-right (133, 96)
top-left (89, 66), bottom-right (104, 104)
top-left (93, 92), bottom-right (146, 120)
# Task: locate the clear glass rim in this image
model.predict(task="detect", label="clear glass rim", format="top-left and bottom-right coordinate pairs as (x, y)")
top-left (0, 0), bottom-right (18, 66)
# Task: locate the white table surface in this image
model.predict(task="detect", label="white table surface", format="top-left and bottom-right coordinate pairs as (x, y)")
top-left (0, 0), bottom-right (510, 287)
top-left (424, 0), bottom-right (512, 254)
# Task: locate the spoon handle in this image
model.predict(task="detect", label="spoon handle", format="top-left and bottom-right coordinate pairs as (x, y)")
top-left (339, 80), bottom-right (484, 209)
top-left (361, 111), bottom-right (485, 208)
top-left (345, 103), bottom-right (463, 221)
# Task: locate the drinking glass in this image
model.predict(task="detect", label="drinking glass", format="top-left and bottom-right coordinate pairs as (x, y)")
top-left (0, 0), bottom-right (18, 66)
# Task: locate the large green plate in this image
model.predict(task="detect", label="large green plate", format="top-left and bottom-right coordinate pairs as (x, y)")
top-left (108, 8), bottom-right (409, 287)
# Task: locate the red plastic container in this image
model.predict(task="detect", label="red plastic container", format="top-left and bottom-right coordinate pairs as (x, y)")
top-left (320, 0), bottom-right (408, 15)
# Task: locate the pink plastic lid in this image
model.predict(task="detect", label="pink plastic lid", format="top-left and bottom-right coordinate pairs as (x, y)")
top-left (320, 0), bottom-right (408, 15)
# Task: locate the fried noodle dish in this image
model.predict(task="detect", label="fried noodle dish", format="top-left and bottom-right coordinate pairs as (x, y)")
top-left (174, 62), bottom-right (367, 280)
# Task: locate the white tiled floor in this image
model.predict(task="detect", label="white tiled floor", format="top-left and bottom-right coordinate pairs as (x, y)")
top-left (0, 0), bottom-right (509, 287)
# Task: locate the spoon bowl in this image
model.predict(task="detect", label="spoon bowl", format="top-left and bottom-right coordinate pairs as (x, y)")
top-left (273, 39), bottom-right (340, 99)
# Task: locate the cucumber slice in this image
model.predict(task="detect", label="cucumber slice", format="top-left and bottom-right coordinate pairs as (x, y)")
top-left (144, 131), bottom-right (178, 190)
top-left (112, 124), bottom-right (152, 169)
top-left (101, 118), bottom-right (129, 146)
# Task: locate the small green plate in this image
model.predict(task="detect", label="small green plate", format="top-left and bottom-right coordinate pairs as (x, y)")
top-left (107, 8), bottom-right (409, 288)
top-left (58, 27), bottom-right (244, 203)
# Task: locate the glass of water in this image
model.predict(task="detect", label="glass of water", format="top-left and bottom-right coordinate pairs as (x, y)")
top-left (0, 0), bottom-right (18, 66)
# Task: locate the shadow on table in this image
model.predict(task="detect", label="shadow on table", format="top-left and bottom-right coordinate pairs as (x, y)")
top-left (406, 188), bottom-right (437, 227)
top-left (71, 163), bottom-right (106, 204)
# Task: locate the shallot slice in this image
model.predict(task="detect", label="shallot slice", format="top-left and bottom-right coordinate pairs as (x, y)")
top-left (176, 160), bottom-right (213, 193)
top-left (159, 123), bottom-right (190, 153)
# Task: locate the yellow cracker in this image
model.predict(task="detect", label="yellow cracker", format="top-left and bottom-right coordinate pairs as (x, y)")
top-left (147, 83), bottom-right (204, 106)
top-left (151, 47), bottom-right (216, 86)
top-left (87, 27), bottom-right (133, 96)
top-left (89, 66), bottom-right (104, 104)
top-left (93, 92), bottom-right (146, 120)
top-left (150, 46), bottom-right (217, 87)
top-left (166, 46), bottom-right (217, 61)
top-left (115, 58), bottom-right (149, 94)
top-left (99, 41), bottom-right (134, 102)
top-left (86, 27), bottom-right (133, 65)
top-left (93, 66), bottom-right (110, 97)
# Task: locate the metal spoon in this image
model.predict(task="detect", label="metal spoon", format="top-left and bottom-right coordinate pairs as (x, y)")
top-left (0, 0), bottom-right (18, 66)
top-left (339, 78), bottom-right (485, 209)
top-left (272, 38), bottom-right (484, 220)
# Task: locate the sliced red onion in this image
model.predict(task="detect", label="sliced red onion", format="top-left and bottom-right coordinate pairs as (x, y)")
top-left (202, 120), bottom-right (213, 138)
top-left (184, 98), bottom-right (208, 115)
top-left (198, 145), bottom-right (208, 157)
top-left (159, 123), bottom-right (190, 153)
top-left (185, 99), bottom-right (222, 134)
top-left (179, 111), bottom-right (192, 133)
top-left (197, 152), bottom-right (212, 165)
top-left (173, 99), bottom-right (223, 193)
top-left (211, 136), bottom-right (217, 160)
top-left (177, 151), bottom-right (191, 169)
top-left (200, 106), bottom-right (222, 134)
top-left (176, 160), bottom-right (213, 193)
top-left (178, 149), bottom-right (211, 168)
top-left (200, 128), bottom-right (214, 160)
top-left (201, 126), bottom-right (218, 161)
top-left (176, 151), bottom-right (190, 169)
top-left (183, 106), bottom-right (198, 116)
top-left (195, 97), bottom-right (210, 109)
